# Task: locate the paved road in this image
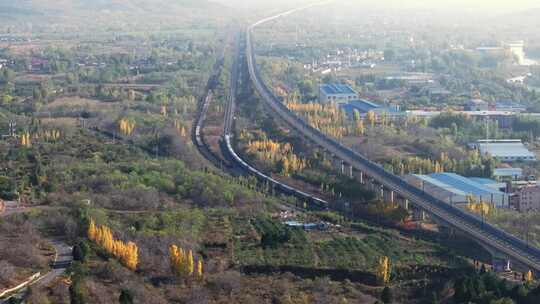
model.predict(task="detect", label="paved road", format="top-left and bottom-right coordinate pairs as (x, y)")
top-left (0, 203), bottom-right (72, 303)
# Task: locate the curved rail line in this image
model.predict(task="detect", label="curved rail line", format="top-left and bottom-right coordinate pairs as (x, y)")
top-left (221, 33), bottom-right (329, 209)
top-left (246, 7), bottom-right (540, 271)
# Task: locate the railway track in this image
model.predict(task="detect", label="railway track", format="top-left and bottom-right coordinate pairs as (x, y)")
top-left (245, 6), bottom-right (540, 271)
top-left (220, 32), bottom-right (329, 210)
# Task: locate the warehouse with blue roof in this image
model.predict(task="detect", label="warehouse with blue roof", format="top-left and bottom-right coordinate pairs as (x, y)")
top-left (340, 99), bottom-right (402, 118)
top-left (319, 84), bottom-right (358, 104)
top-left (405, 172), bottom-right (509, 207)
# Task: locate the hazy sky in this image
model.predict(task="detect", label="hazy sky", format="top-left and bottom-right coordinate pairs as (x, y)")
top-left (370, 0), bottom-right (540, 11)
top-left (214, 0), bottom-right (540, 14)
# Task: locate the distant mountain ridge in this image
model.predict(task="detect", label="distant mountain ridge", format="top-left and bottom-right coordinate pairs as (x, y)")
top-left (0, 0), bottom-right (217, 14)
top-left (0, 0), bottom-right (230, 30)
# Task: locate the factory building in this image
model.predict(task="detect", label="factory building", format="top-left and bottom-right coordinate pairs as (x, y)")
top-left (471, 139), bottom-right (536, 162)
top-left (493, 168), bottom-right (523, 182)
top-left (405, 172), bottom-right (509, 207)
top-left (319, 84), bottom-right (358, 104)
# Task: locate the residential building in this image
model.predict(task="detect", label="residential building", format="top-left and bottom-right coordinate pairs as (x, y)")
top-left (319, 84), bottom-right (358, 104)
top-left (472, 139), bottom-right (536, 162)
top-left (513, 186), bottom-right (540, 211)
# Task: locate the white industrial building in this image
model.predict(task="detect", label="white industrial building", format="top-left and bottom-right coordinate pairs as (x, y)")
top-left (472, 139), bottom-right (536, 162)
top-left (405, 173), bottom-right (509, 207)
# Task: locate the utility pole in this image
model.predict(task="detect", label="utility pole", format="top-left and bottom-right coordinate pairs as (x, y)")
top-left (155, 131), bottom-right (159, 159)
top-left (485, 119), bottom-right (489, 141)
top-left (8, 120), bottom-right (16, 137)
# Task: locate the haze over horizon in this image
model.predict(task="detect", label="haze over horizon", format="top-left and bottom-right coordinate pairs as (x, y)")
top-left (213, 0), bottom-right (540, 15)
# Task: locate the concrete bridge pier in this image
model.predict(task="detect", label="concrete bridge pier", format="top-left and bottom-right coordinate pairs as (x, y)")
top-left (491, 257), bottom-right (512, 273)
top-left (393, 195), bottom-right (409, 210)
top-left (357, 171), bottom-right (364, 184)
top-left (412, 207), bottom-right (426, 221)
top-left (438, 225), bottom-right (456, 238)
top-left (331, 157), bottom-right (346, 176)
top-left (402, 198), bottom-right (409, 210)
top-left (348, 165), bottom-right (354, 179)
top-left (382, 188), bottom-right (395, 204)
top-left (366, 178), bottom-right (376, 192)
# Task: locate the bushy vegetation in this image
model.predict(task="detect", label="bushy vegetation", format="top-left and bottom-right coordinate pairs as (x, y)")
top-left (454, 271), bottom-right (540, 304)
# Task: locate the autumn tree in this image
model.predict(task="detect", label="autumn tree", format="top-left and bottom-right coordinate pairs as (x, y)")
top-left (87, 218), bottom-right (138, 271)
top-left (169, 244), bottom-right (204, 280)
top-left (119, 118), bottom-right (135, 136)
top-left (20, 132), bottom-right (31, 147)
top-left (366, 111), bottom-right (376, 127)
top-left (161, 105), bottom-right (168, 117)
top-left (197, 259), bottom-right (204, 280)
top-left (525, 270), bottom-right (533, 283)
top-left (246, 137), bottom-right (308, 176)
top-left (377, 256), bottom-right (390, 284)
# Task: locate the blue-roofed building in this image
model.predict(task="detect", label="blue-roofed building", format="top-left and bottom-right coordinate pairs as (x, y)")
top-left (349, 99), bottom-right (385, 113)
top-left (406, 172), bottom-right (510, 207)
top-left (340, 99), bottom-right (402, 119)
top-left (495, 101), bottom-right (526, 112)
top-left (405, 174), bottom-right (468, 204)
top-left (467, 177), bottom-right (506, 192)
top-left (319, 84), bottom-right (358, 104)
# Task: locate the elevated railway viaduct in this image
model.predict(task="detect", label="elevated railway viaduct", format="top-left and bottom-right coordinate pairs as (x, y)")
top-left (245, 6), bottom-right (540, 273)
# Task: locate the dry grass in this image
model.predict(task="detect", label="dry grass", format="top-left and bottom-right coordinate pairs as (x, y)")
top-left (43, 97), bottom-right (115, 109)
top-left (40, 117), bottom-right (80, 127)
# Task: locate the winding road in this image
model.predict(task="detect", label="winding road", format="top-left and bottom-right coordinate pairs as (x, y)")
top-left (0, 202), bottom-right (72, 303)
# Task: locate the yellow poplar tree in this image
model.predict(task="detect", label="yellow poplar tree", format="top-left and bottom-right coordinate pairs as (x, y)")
top-left (197, 259), bottom-right (203, 280)
top-left (124, 242), bottom-right (138, 271)
top-left (21, 132), bottom-right (31, 147)
top-left (87, 218), bottom-right (138, 271)
top-left (525, 270), bottom-right (533, 283)
top-left (356, 119), bottom-right (365, 135)
top-left (377, 256), bottom-right (390, 284)
top-left (119, 118), bottom-right (135, 136)
top-left (169, 245), bottom-right (185, 276)
top-left (366, 111), bottom-right (376, 127)
top-left (187, 250), bottom-right (194, 275)
top-left (88, 218), bottom-right (97, 241)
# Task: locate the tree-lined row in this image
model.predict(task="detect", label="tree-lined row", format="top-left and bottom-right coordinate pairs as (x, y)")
top-left (169, 245), bottom-right (203, 281)
top-left (387, 150), bottom-right (495, 177)
top-left (246, 139), bottom-right (308, 176)
top-left (87, 219), bottom-right (138, 271)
